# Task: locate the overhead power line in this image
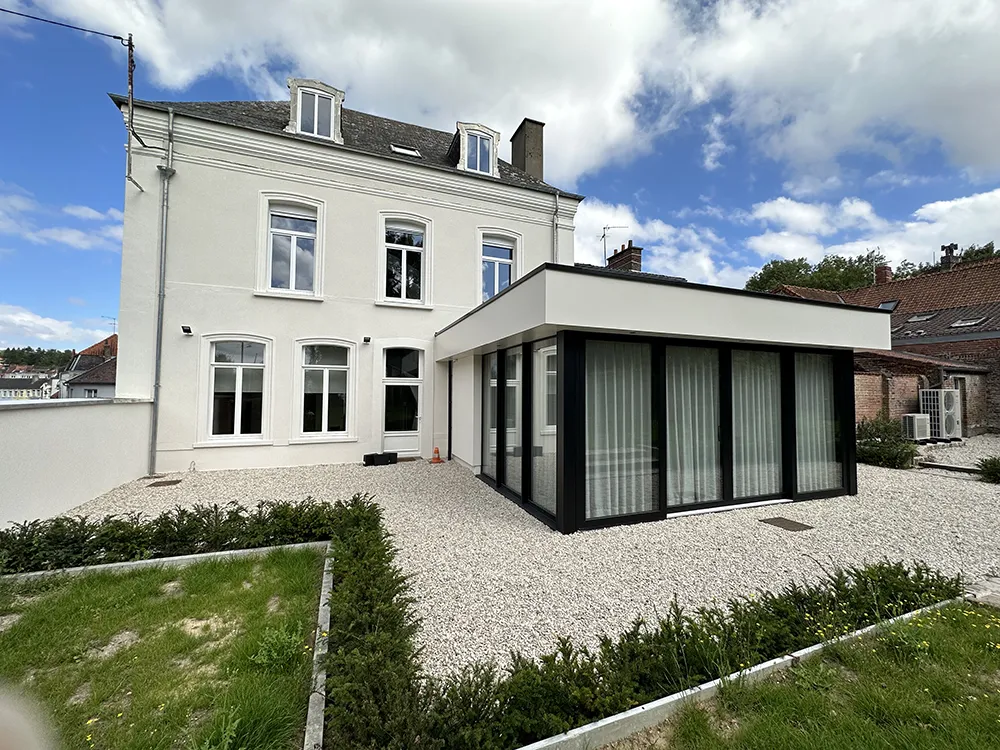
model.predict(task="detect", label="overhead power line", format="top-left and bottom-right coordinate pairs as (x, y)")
top-left (0, 6), bottom-right (123, 40)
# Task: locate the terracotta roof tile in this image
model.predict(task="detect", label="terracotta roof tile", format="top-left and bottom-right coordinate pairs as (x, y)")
top-left (79, 334), bottom-right (118, 358)
top-left (841, 258), bottom-right (1000, 315)
top-left (770, 284), bottom-right (845, 304)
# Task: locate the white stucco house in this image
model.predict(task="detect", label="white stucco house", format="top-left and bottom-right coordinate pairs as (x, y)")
top-left (113, 79), bottom-right (889, 533)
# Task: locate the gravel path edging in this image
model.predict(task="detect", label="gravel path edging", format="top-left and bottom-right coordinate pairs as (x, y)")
top-left (516, 596), bottom-right (965, 750)
top-left (1, 540), bottom-right (330, 580)
top-left (303, 544), bottom-right (334, 750)
top-left (918, 460), bottom-right (981, 475)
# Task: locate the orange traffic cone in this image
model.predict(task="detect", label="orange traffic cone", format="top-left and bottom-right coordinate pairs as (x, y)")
top-left (430, 447), bottom-right (444, 464)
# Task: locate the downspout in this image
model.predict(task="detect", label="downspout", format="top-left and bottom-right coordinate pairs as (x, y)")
top-left (148, 108), bottom-right (176, 476)
top-left (551, 189), bottom-right (561, 263)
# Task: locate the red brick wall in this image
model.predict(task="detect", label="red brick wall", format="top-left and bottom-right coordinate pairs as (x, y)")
top-left (855, 373), bottom-right (884, 421)
top-left (887, 375), bottom-right (921, 420)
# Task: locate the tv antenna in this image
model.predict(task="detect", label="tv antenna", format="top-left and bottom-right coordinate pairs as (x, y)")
top-left (599, 225), bottom-right (629, 264)
top-left (102, 316), bottom-right (118, 334)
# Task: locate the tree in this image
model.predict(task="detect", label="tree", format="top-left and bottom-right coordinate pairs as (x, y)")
top-left (744, 249), bottom-right (888, 293)
top-left (0, 347), bottom-right (74, 369)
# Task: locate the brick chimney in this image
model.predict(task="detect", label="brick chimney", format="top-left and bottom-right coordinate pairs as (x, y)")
top-left (511, 118), bottom-right (544, 181)
top-left (940, 243), bottom-right (959, 270)
top-left (874, 264), bottom-right (893, 285)
top-left (607, 240), bottom-right (643, 272)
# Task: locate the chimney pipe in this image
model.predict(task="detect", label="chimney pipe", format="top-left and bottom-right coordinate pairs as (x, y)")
top-left (511, 118), bottom-right (544, 181)
top-left (940, 243), bottom-right (959, 270)
top-left (874, 264), bottom-right (893, 285)
top-left (607, 239), bottom-right (643, 273)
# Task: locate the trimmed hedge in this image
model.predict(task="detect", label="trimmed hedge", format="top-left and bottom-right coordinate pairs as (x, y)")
top-left (979, 456), bottom-right (1000, 483)
top-left (0, 498), bottom-right (340, 574)
top-left (857, 414), bottom-right (919, 469)
top-left (323, 496), bottom-right (962, 750)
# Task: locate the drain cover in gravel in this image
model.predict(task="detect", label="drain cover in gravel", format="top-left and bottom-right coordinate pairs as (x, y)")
top-left (759, 517), bottom-right (813, 532)
top-left (148, 479), bottom-right (182, 488)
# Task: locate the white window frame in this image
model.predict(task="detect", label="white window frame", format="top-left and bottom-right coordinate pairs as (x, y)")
top-left (297, 89), bottom-right (334, 139)
top-left (376, 212), bottom-right (434, 308)
top-left (196, 334), bottom-right (273, 447)
top-left (255, 192), bottom-right (325, 301)
top-left (291, 337), bottom-right (358, 444)
top-left (478, 228), bottom-right (522, 303)
top-left (456, 122), bottom-right (499, 178)
top-left (539, 345), bottom-right (558, 433)
top-left (84, 388), bottom-right (99, 399)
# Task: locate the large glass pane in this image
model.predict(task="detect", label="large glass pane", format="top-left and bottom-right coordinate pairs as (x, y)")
top-left (295, 237), bottom-right (315, 292)
top-left (482, 260), bottom-right (496, 300)
top-left (796, 353), bottom-right (842, 493)
top-left (665, 346), bottom-right (721, 507)
top-left (483, 244), bottom-right (513, 260)
top-left (385, 348), bottom-right (419, 378)
top-left (240, 368), bottom-right (264, 435)
top-left (732, 350), bottom-right (782, 498)
top-left (504, 350), bottom-right (522, 495)
top-left (385, 227), bottom-right (424, 247)
top-left (316, 95), bottom-right (332, 137)
top-left (328, 370), bottom-right (348, 432)
top-left (270, 234), bottom-right (291, 289)
top-left (531, 340), bottom-right (557, 515)
top-left (467, 133), bottom-right (477, 170)
top-left (482, 353), bottom-right (497, 479)
top-left (302, 369), bottom-right (324, 433)
top-left (498, 262), bottom-right (512, 292)
top-left (212, 367), bottom-right (236, 435)
top-left (386, 247), bottom-right (402, 298)
top-left (214, 342), bottom-right (263, 364)
top-left (479, 136), bottom-right (490, 172)
top-left (384, 385), bottom-right (418, 431)
top-left (303, 345), bottom-right (348, 366)
top-left (585, 340), bottom-right (656, 519)
top-left (405, 250), bottom-right (422, 300)
top-left (300, 92), bottom-right (315, 133)
top-left (271, 214), bottom-right (316, 233)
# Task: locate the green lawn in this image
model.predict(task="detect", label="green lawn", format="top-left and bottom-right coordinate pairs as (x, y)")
top-left (612, 602), bottom-right (1000, 750)
top-left (0, 547), bottom-right (323, 750)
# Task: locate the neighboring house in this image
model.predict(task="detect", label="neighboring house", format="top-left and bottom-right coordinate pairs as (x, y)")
top-left (65, 358), bottom-right (117, 399)
top-left (113, 79), bottom-right (887, 533)
top-left (774, 252), bottom-right (1000, 433)
top-left (0, 378), bottom-right (47, 400)
top-left (60, 334), bottom-right (118, 397)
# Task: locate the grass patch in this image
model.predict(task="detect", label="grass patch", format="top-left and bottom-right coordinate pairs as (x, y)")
top-left (321, 495), bottom-right (963, 750)
top-left (0, 547), bottom-right (323, 750)
top-left (623, 602), bottom-right (1000, 749)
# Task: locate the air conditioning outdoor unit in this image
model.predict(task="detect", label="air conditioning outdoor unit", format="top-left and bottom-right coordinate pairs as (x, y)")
top-left (919, 389), bottom-right (962, 440)
top-left (902, 413), bottom-right (931, 442)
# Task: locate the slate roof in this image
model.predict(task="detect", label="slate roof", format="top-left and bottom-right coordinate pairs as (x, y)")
top-left (0, 378), bottom-right (45, 391)
top-left (110, 95), bottom-right (582, 200)
top-left (69, 357), bottom-right (117, 386)
top-left (854, 348), bottom-right (989, 374)
top-left (66, 354), bottom-right (105, 374)
top-left (888, 302), bottom-right (1000, 341)
top-left (575, 263), bottom-right (687, 283)
top-left (771, 284), bottom-right (845, 304)
top-left (840, 258), bottom-right (1000, 315)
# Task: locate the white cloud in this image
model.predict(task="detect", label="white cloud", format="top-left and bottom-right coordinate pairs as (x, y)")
top-left (0, 303), bottom-right (108, 346)
top-left (781, 175), bottom-right (844, 199)
top-left (575, 199), bottom-right (758, 287)
top-left (63, 205), bottom-right (123, 221)
top-left (701, 112), bottom-right (731, 171)
top-left (752, 197), bottom-right (833, 236)
top-left (745, 187), bottom-right (1000, 268)
top-left (25, 227), bottom-right (119, 251)
top-left (865, 170), bottom-right (934, 190)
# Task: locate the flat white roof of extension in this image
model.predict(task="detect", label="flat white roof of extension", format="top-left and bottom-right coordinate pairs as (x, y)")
top-left (435, 264), bottom-right (892, 360)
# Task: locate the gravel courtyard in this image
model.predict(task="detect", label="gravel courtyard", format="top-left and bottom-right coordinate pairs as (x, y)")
top-left (921, 433), bottom-right (1000, 467)
top-left (75, 459), bottom-right (1000, 676)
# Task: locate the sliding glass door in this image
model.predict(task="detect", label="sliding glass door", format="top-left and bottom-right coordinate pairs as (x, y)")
top-left (795, 352), bottom-right (842, 493)
top-left (531, 339), bottom-right (558, 515)
top-left (503, 349), bottom-right (522, 495)
top-left (664, 346), bottom-right (721, 507)
top-left (732, 350), bottom-right (782, 499)
top-left (584, 340), bottom-right (657, 520)
top-left (482, 352), bottom-right (497, 480)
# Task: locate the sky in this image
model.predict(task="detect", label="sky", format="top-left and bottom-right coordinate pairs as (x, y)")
top-left (2, 0), bottom-right (1000, 349)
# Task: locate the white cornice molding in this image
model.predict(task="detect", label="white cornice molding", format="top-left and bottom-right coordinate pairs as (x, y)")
top-left (127, 109), bottom-right (580, 220)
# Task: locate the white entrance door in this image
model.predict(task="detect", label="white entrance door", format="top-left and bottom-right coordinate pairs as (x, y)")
top-left (382, 347), bottom-right (421, 455)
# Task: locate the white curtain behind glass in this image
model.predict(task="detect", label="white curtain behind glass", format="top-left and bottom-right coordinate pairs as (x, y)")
top-left (665, 346), bottom-right (721, 506)
top-left (585, 341), bottom-right (655, 519)
top-left (796, 353), bottom-right (842, 492)
top-left (732, 350), bottom-right (782, 498)
top-left (482, 353), bottom-right (497, 479)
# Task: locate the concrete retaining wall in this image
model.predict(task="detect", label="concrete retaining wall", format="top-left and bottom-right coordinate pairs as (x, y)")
top-left (0, 399), bottom-right (151, 525)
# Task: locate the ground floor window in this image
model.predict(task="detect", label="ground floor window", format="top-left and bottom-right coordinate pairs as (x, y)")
top-left (482, 352), bottom-right (498, 479)
top-left (665, 345), bottom-right (720, 507)
top-left (301, 343), bottom-right (350, 435)
top-left (796, 352), bottom-right (842, 492)
top-left (732, 350), bottom-right (783, 499)
top-left (210, 340), bottom-right (265, 436)
top-left (531, 339), bottom-right (558, 515)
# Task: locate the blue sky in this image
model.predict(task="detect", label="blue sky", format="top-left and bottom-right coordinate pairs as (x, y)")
top-left (2, 0), bottom-right (1000, 349)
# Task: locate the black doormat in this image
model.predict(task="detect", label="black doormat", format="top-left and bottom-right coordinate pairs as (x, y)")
top-left (759, 516), bottom-right (813, 532)
top-left (147, 479), bottom-right (182, 488)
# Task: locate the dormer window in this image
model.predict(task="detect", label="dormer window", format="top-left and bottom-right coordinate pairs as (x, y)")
top-left (287, 79), bottom-right (345, 144)
top-left (455, 122), bottom-right (500, 178)
top-left (299, 90), bottom-right (333, 138)
top-left (467, 132), bottom-right (492, 173)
